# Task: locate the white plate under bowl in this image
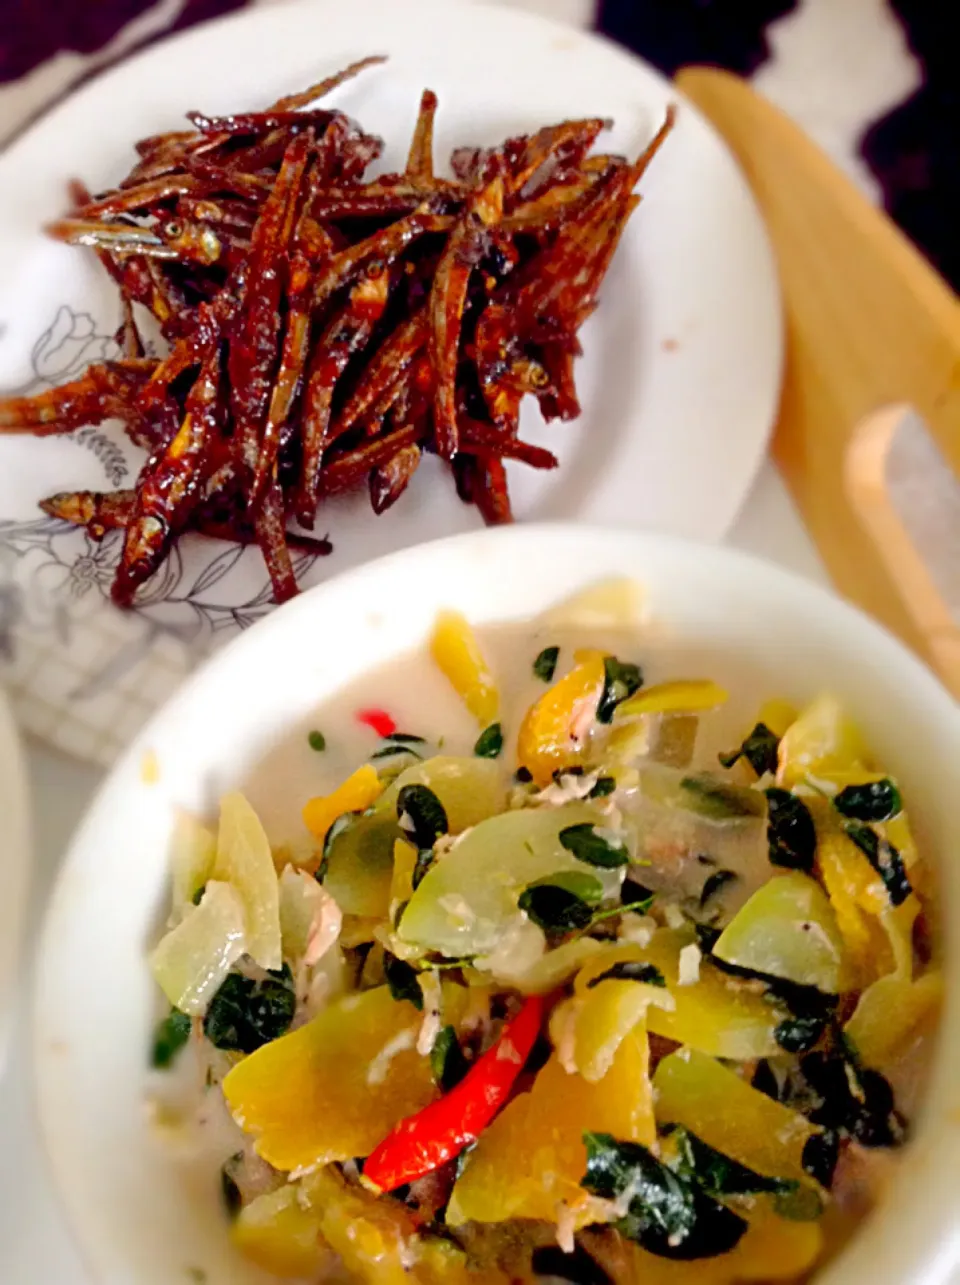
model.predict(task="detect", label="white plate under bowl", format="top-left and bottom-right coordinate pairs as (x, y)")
top-left (0, 685), bottom-right (30, 1073)
top-left (34, 524), bottom-right (960, 1285)
top-left (0, 0), bottom-right (781, 764)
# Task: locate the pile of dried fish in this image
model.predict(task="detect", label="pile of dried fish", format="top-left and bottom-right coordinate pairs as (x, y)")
top-left (0, 58), bottom-right (674, 605)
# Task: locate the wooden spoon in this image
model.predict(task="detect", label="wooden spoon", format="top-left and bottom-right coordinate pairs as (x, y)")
top-left (676, 67), bottom-right (960, 698)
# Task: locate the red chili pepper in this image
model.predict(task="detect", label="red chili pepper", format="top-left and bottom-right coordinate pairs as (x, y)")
top-left (362, 994), bottom-right (544, 1194)
top-left (356, 707), bottom-right (397, 738)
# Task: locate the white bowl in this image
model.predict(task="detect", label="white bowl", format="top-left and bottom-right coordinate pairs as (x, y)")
top-left (34, 525), bottom-right (960, 1285)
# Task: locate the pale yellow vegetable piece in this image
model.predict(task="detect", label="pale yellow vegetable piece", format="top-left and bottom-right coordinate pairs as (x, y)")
top-left (778, 694), bottom-right (871, 787)
top-left (484, 935), bottom-right (603, 995)
top-left (302, 764), bottom-right (383, 847)
top-left (213, 792), bottom-right (282, 971)
top-left (713, 871), bottom-right (848, 993)
top-left (846, 970), bottom-right (943, 1069)
top-left (518, 654), bottom-right (606, 785)
top-left (169, 811), bottom-right (215, 912)
top-left (231, 1184), bottom-right (331, 1278)
top-left (322, 812), bottom-right (398, 918)
top-left (618, 679), bottom-right (729, 718)
top-left (575, 931), bottom-right (785, 1060)
top-left (448, 1034), bottom-right (655, 1227)
top-left (540, 578), bottom-right (644, 629)
top-left (653, 1048), bottom-right (817, 1183)
top-left (582, 1202), bottom-right (822, 1284)
top-left (757, 698), bottom-right (799, 739)
top-left (379, 756), bottom-right (504, 832)
top-left (430, 611), bottom-right (499, 725)
top-left (574, 978), bottom-right (674, 1082)
top-left (223, 987), bottom-right (435, 1172)
top-left (390, 837), bottom-right (417, 910)
top-left (883, 897), bottom-right (920, 978)
top-left (150, 880), bottom-right (245, 1016)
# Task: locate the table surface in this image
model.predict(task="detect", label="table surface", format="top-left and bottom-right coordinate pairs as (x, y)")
top-left (0, 458), bottom-right (830, 1282)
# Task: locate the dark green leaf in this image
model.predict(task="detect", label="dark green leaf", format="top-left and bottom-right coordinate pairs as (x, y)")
top-left (203, 968), bottom-right (296, 1054)
top-left (307, 729), bottom-right (326, 752)
top-left (533, 646), bottom-right (560, 682)
top-left (474, 723), bottom-right (503, 759)
top-left (834, 779), bottom-right (902, 823)
top-left (664, 1125), bottom-right (796, 1197)
top-left (775, 1014), bottom-right (826, 1053)
top-left (397, 784), bottom-right (448, 850)
top-left (529, 870), bottom-right (605, 903)
top-left (430, 1025), bottom-right (469, 1091)
top-left (801, 1129), bottom-right (840, 1188)
top-left (220, 1163), bottom-right (242, 1220)
top-left (151, 1008), bottom-right (192, 1069)
top-left (515, 766), bottom-right (533, 783)
top-left (680, 775), bottom-right (765, 820)
top-left (764, 788), bottom-right (817, 872)
top-left (844, 823), bottom-right (912, 906)
top-left (587, 961), bottom-right (666, 989)
top-left (622, 876), bottom-right (655, 906)
top-left (384, 733), bottom-right (428, 745)
top-left (559, 823), bottom-right (629, 868)
top-left (412, 848), bottom-right (435, 891)
top-left (384, 952), bottom-right (423, 1010)
top-left (581, 1133), bottom-right (747, 1261)
top-left (596, 656), bottom-right (644, 725)
top-left (371, 744), bottom-right (424, 761)
top-left (774, 1184), bottom-right (825, 1222)
top-left (751, 1060), bottom-right (780, 1102)
top-left (191, 883), bottom-right (207, 906)
top-left (531, 1245), bottom-right (613, 1285)
top-left (699, 869), bottom-right (737, 907)
top-left (718, 723), bottom-right (779, 777)
top-left (519, 882), bottom-right (595, 934)
top-left (801, 1051), bottom-right (905, 1149)
top-left (589, 775), bottom-right (617, 799)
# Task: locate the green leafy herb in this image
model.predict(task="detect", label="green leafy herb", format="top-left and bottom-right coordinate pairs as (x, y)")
top-left (800, 1051), bottom-right (905, 1149)
top-left (384, 952), bottom-right (423, 1010)
top-left (151, 1008), bottom-right (192, 1069)
top-left (718, 722), bottom-right (780, 777)
top-left (801, 1129), bottom-right (840, 1188)
top-left (699, 869), bottom-right (737, 908)
top-left (220, 1160), bottom-right (242, 1220)
top-left (533, 645), bottom-right (560, 682)
top-left (596, 656), bottom-right (644, 724)
top-left (515, 766), bottom-right (533, 783)
top-left (622, 876), bottom-right (655, 906)
top-left (518, 871), bottom-right (604, 934)
top-left (372, 744), bottom-right (424, 761)
top-left (307, 729), bottom-right (326, 752)
top-left (430, 1025), bottom-right (469, 1092)
top-left (412, 848), bottom-right (436, 891)
top-left (384, 733), bottom-right (427, 745)
top-left (589, 775), bottom-right (617, 799)
top-left (680, 774), bottom-right (765, 820)
top-left (474, 723), bottom-right (503, 759)
top-left (844, 823), bottom-right (912, 906)
top-left (203, 967), bottom-right (296, 1054)
top-left (397, 784), bottom-right (448, 850)
top-left (587, 961), bottom-right (666, 990)
top-left (764, 787), bottom-right (817, 872)
top-left (833, 779), bottom-right (902, 823)
top-left (191, 883), bottom-right (207, 906)
top-left (774, 1014), bottom-right (826, 1053)
top-left (559, 822), bottom-right (629, 868)
top-left (581, 1133), bottom-right (747, 1261)
top-left (664, 1125), bottom-right (797, 1198)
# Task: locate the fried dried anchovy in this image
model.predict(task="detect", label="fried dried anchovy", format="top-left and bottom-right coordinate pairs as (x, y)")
top-left (0, 68), bottom-right (674, 605)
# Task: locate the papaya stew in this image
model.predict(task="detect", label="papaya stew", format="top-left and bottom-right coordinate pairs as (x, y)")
top-left (147, 583), bottom-right (941, 1283)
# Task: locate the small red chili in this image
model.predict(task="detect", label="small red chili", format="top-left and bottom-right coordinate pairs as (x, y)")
top-left (356, 707), bottom-right (397, 738)
top-left (361, 994), bottom-right (544, 1194)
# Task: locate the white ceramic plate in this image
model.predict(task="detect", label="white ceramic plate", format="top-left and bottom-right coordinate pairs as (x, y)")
top-left (34, 524), bottom-right (960, 1285)
top-left (0, 0), bottom-right (781, 653)
top-left (0, 685), bottom-right (30, 1073)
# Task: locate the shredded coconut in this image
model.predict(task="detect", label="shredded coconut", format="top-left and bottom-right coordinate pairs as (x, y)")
top-left (533, 771), bottom-right (600, 807)
top-left (496, 1037), bottom-right (523, 1065)
top-left (367, 1028), bottom-right (416, 1086)
top-left (554, 1202), bottom-right (577, 1254)
top-left (618, 913), bottom-right (657, 947)
top-left (416, 971), bottom-right (443, 1056)
top-left (677, 943), bottom-right (702, 986)
top-left (663, 901), bottom-right (686, 930)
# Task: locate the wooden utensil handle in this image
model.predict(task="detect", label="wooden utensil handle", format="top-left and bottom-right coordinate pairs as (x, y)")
top-left (676, 67), bottom-right (960, 698)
